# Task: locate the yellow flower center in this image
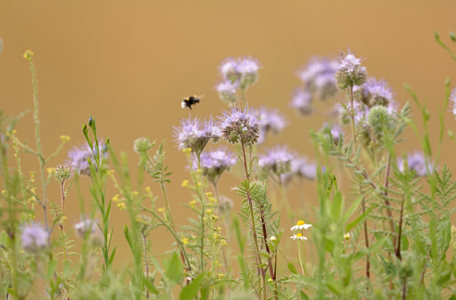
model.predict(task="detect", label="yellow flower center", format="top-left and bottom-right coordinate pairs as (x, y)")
top-left (297, 220), bottom-right (305, 226)
top-left (296, 233), bottom-right (303, 237)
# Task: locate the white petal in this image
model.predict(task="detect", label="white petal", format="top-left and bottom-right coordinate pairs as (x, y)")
top-left (290, 225), bottom-right (298, 231)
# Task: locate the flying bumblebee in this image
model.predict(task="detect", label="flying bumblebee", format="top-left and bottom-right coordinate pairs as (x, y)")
top-left (181, 95), bottom-right (201, 110)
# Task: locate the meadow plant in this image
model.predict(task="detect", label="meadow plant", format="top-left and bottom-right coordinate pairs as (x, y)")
top-left (2, 32), bottom-right (456, 300)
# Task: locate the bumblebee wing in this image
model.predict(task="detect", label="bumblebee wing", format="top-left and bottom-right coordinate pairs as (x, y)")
top-left (181, 101), bottom-right (187, 109)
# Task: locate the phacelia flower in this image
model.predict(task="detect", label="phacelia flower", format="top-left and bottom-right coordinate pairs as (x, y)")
top-left (196, 148), bottom-right (237, 184)
top-left (174, 118), bottom-right (221, 156)
top-left (450, 88), bottom-right (456, 117)
top-left (74, 219), bottom-right (103, 246)
top-left (216, 81), bottom-right (238, 104)
top-left (54, 164), bottom-right (72, 184)
top-left (67, 141), bottom-right (107, 175)
top-left (258, 146), bottom-right (294, 176)
top-left (218, 57), bottom-right (260, 91)
top-left (397, 152), bottom-right (434, 177)
top-left (21, 223), bottom-right (48, 252)
top-left (134, 137), bottom-right (153, 153)
top-left (258, 107), bottom-right (287, 143)
top-left (297, 57), bottom-right (339, 100)
top-left (290, 157), bottom-right (317, 180)
top-left (219, 106), bottom-right (260, 145)
top-left (336, 53), bottom-right (367, 89)
top-left (290, 233), bottom-right (307, 241)
top-left (355, 78), bottom-right (394, 107)
top-left (290, 220), bottom-right (312, 231)
top-left (291, 89), bottom-right (313, 115)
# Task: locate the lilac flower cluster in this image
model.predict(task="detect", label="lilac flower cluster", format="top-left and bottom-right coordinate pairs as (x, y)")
top-left (320, 123), bottom-right (343, 145)
top-left (67, 141), bottom-right (107, 175)
top-left (74, 219), bottom-right (103, 246)
top-left (336, 53), bottom-right (367, 89)
top-left (397, 152), bottom-right (435, 177)
top-left (292, 57), bottom-right (339, 115)
top-left (278, 156), bottom-right (317, 184)
top-left (450, 88), bottom-right (456, 117)
top-left (217, 57), bottom-right (260, 104)
top-left (218, 106), bottom-right (260, 145)
top-left (258, 146), bottom-right (294, 176)
top-left (354, 78), bottom-right (394, 107)
top-left (21, 223), bottom-right (48, 252)
top-left (197, 148), bottom-right (237, 184)
top-left (258, 107), bottom-right (287, 143)
top-left (174, 118), bottom-right (221, 156)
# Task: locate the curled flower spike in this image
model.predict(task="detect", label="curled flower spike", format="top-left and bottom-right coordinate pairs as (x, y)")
top-left (397, 151), bottom-right (435, 177)
top-left (218, 106), bottom-right (260, 145)
top-left (195, 148), bottom-right (237, 184)
top-left (290, 233), bottom-right (307, 241)
top-left (258, 146), bottom-right (294, 176)
top-left (21, 223), bottom-right (48, 252)
top-left (297, 57), bottom-right (339, 101)
top-left (67, 141), bottom-right (107, 176)
top-left (336, 53), bottom-right (367, 89)
top-left (174, 118), bottom-right (221, 157)
top-left (290, 220), bottom-right (312, 231)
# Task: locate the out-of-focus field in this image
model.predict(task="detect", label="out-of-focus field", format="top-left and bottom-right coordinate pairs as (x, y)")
top-left (0, 0), bottom-right (455, 265)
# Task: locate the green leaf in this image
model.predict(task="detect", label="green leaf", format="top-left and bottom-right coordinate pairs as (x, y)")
top-left (330, 191), bottom-right (343, 222)
top-left (142, 275), bottom-right (159, 295)
top-left (288, 262), bottom-right (298, 274)
top-left (179, 273), bottom-right (204, 300)
top-left (300, 290), bottom-right (309, 300)
top-left (166, 252), bottom-right (184, 283)
top-left (345, 208), bottom-right (372, 233)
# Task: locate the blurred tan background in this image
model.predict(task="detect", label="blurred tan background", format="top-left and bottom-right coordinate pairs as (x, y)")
top-left (1, 0), bottom-right (456, 266)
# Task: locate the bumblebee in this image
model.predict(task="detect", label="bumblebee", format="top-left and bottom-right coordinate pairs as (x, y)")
top-left (181, 95), bottom-right (201, 110)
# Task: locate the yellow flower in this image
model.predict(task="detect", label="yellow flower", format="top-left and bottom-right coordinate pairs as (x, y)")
top-left (132, 191), bottom-right (139, 197)
top-left (145, 186), bottom-right (151, 194)
top-left (59, 135), bottom-right (70, 143)
top-left (182, 238), bottom-right (189, 245)
top-left (206, 192), bottom-right (212, 197)
top-left (181, 180), bottom-right (189, 188)
top-left (112, 194), bottom-right (120, 203)
top-left (23, 49), bottom-right (34, 60)
top-left (206, 209), bottom-right (212, 214)
top-left (211, 215), bottom-right (219, 221)
top-left (217, 273), bottom-right (225, 278)
top-left (182, 147), bottom-right (192, 154)
top-left (46, 168), bottom-right (56, 176)
top-left (188, 200), bottom-right (197, 207)
top-left (220, 240), bottom-right (227, 246)
top-left (157, 207), bottom-right (165, 213)
top-left (195, 169), bottom-right (202, 174)
top-left (117, 202), bottom-right (126, 210)
top-left (344, 233), bottom-right (351, 240)
top-left (267, 278), bottom-right (273, 283)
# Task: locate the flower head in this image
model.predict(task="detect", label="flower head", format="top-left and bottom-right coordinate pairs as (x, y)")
top-left (291, 220), bottom-right (312, 231)
top-left (291, 157), bottom-right (317, 180)
top-left (258, 146), bottom-right (294, 176)
top-left (219, 106), bottom-right (260, 145)
top-left (344, 233), bottom-right (351, 240)
top-left (21, 223), bottom-right (48, 252)
top-left (134, 137), bottom-right (153, 153)
top-left (67, 141), bottom-right (107, 175)
top-left (219, 58), bottom-right (240, 83)
top-left (336, 53), bottom-right (367, 89)
top-left (216, 81), bottom-right (238, 104)
top-left (290, 233), bottom-right (307, 240)
top-left (196, 148), bottom-right (237, 183)
top-left (174, 118), bottom-right (221, 156)
top-left (291, 89), bottom-right (313, 115)
top-left (218, 57), bottom-right (260, 93)
top-left (297, 57), bottom-right (339, 100)
top-left (74, 219), bottom-right (103, 246)
top-left (450, 88), bottom-right (456, 117)
top-left (398, 152), bottom-right (434, 177)
top-left (258, 107), bottom-right (287, 143)
top-left (355, 78), bottom-right (394, 107)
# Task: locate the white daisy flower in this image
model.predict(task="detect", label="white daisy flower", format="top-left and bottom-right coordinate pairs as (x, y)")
top-left (269, 235), bottom-right (277, 241)
top-left (344, 233), bottom-right (351, 240)
top-left (290, 233), bottom-right (307, 241)
top-left (290, 220), bottom-right (312, 231)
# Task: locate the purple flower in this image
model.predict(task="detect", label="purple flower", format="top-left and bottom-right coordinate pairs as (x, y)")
top-left (355, 78), bottom-right (394, 107)
top-left (291, 89), bottom-right (313, 115)
top-left (219, 106), bottom-right (260, 145)
top-left (21, 223), bottom-right (48, 252)
top-left (216, 81), bottom-right (238, 104)
top-left (297, 57), bottom-right (339, 100)
top-left (67, 141), bottom-right (107, 175)
top-left (336, 53), bottom-right (367, 89)
top-left (74, 219), bottom-right (103, 246)
top-left (450, 88), bottom-right (456, 117)
top-left (321, 123), bottom-right (343, 144)
top-left (291, 157), bottom-right (317, 180)
top-left (258, 146), bottom-right (294, 176)
top-left (218, 57), bottom-right (260, 92)
top-left (397, 152), bottom-right (435, 177)
top-left (174, 118), bottom-right (221, 156)
top-left (197, 148), bottom-right (237, 183)
top-left (258, 107), bottom-right (287, 143)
